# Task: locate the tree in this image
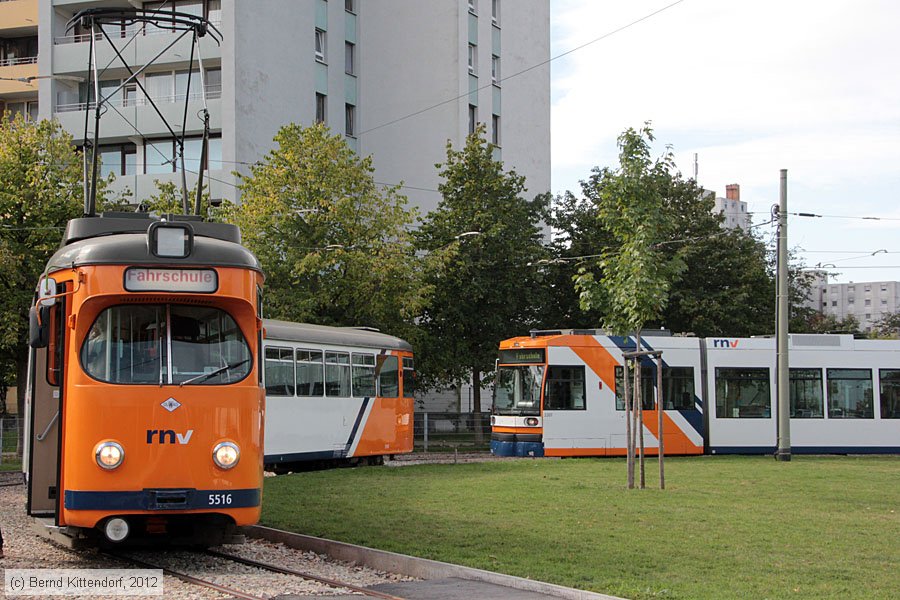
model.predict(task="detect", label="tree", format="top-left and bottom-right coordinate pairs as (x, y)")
top-left (136, 180), bottom-right (218, 219)
top-left (0, 117), bottom-right (83, 428)
top-left (872, 312), bottom-right (900, 338)
top-left (222, 123), bottom-right (423, 336)
top-left (415, 124), bottom-right (548, 413)
top-left (574, 124), bottom-right (687, 334)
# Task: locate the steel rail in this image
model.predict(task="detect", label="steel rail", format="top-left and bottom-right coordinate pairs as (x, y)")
top-left (206, 548), bottom-right (408, 600)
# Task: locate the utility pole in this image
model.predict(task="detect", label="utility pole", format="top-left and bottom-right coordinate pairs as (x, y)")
top-left (775, 169), bottom-right (791, 461)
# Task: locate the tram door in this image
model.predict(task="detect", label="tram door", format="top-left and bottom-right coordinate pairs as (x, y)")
top-left (26, 292), bottom-right (65, 519)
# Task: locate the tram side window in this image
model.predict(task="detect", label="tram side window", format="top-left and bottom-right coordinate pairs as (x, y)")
top-left (544, 366), bottom-right (586, 410)
top-left (790, 368), bottom-right (824, 418)
top-left (827, 368), bottom-right (873, 419)
top-left (352, 353), bottom-right (376, 397)
top-left (296, 349), bottom-right (324, 396)
top-left (47, 302), bottom-right (63, 386)
top-left (614, 366), bottom-right (655, 410)
top-left (402, 356), bottom-right (415, 397)
top-left (880, 370), bottom-right (900, 419)
top-left (662, 367), bottom-right (695, 410)
top-left (325, 351), bottom-right (351, 397)
top-left (378, 355), bottom-right (399, 398)
top-left (264, 347), bottom-right (294, 396)
top-left (715, 368), bottom-right (770, 418)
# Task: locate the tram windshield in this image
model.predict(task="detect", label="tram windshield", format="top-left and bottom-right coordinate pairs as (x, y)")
top-left (81, 304), bottom-right (252, 385)
top-left (493, 365), bottom-right (544, 416)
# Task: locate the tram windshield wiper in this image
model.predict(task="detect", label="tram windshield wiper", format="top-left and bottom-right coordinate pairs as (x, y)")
top-left (179, 358), bottom-right (250, 386)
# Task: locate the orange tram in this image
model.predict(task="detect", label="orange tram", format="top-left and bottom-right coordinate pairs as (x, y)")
top-left (25, 213), bottom-right (265, 545)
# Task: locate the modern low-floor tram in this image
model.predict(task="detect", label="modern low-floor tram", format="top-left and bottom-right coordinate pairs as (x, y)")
top-left (491, 330), bottom-right (900, 457)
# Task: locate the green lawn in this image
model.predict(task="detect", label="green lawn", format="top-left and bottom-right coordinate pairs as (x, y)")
top-left (261, 456), bottom-right (899, 600)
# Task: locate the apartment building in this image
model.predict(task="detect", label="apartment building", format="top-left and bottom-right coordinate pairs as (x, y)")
top-left (810, 277), bottom-right (900, 332)
top-left (0, 0), bottom-right (39, 120)
top-left (713, 183), bottom-right (750, 232)
top-left (35, 0), bottom-right (550, 214)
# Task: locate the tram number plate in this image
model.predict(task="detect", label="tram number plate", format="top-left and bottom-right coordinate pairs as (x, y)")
top-left (207, 493), bottom-right (233, 506)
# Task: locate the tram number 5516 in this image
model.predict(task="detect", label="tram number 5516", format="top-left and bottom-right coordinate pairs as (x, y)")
top-left (208, 493), bottom-right (233, 506)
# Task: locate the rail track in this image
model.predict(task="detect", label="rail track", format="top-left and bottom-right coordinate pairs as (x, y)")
top-left (105, 547), bottom-right (407, 600)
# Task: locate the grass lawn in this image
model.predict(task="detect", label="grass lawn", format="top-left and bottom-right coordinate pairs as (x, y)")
top-left (261, 455), bottom-right (899, 600)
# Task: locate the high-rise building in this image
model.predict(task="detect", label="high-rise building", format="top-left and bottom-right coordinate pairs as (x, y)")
top-left (713, 183), bottom-right (750, 231)
top-left (37, 0), bottom-right (551, 213)
top-left (806, 276), bottom-right (900, 332)
top-left (1, 0), bottom-right (39, 121)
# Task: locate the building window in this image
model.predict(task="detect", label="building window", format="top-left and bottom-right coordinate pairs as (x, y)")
top-left (4, 101), bottom-right (39, 122)
top-left (848, 298), bottom-right (854, 304)
top-left (345, 103), bottom-right (356, 137)
top-left (468, 0), bottom-right (477, 14)
top-left (865, 299), bottom-right (871, 306)
top-left (832, 301), bottom-right (837, 306)
top-left (790, 368), bottom-right (824, 418)
top-left (492, 0), bottom-right (500, 24)
top-left (315, 93), bottom-right (326, 123)
top-left (715, 367), bottom-right (771, 418)
top-left (315, 28), bottom-right (326, 62)
top-left (865, 285), bottom-right (871, 292)
top-left (880, 369), bottom-right (900, 419)
top-left (491, 54), bottom-right (500, 83)
top-left (468, 104), bottom-right (477, 134)
top-left (145, 139), bottom-right (176, 174)
top-left (848, 286), bottom-right (855, 292)
top-left (345, 41), bottom-right (356, 75)
top-left (467, 43), bottom-right (477, 75)
top-left (99, 143), bottom-right (137, 177)
top-left (827, 368), bottom-right (873, 419)
top-left (345, 0), bottom-right (356, 13)
top-left (491, 114), bottom-right (500, 145)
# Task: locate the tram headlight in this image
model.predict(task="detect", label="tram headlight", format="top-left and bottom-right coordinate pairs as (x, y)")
top-left (213, 441), bottom-right (240, 469)
top-left (525, 417), bottom-right (540, 427)
top-left (95, 441), bottom-right (124, 470)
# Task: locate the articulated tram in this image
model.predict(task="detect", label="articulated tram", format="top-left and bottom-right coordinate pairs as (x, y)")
top-left (262, 320), bottom-right (414, 471)
top-left (25, 213), bottom-right (265, 545)
top-left (491, 330), bottom-right (900, 457)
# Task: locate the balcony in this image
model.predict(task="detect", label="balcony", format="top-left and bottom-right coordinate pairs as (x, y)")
top-left (0, 0), bottom-right (38, 35)
top-left (0, 57), bottom-right (37, 96)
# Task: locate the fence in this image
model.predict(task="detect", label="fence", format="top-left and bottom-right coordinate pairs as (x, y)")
top-left (1, 417), bottom-right (22, 467)
top-left (414, 412), bottom-right (492, 453)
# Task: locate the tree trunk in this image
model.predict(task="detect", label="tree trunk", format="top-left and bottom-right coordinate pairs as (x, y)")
top-left (624, 358), bottom-right (633, 489)
top-left (471, 368), bottom-right (483, 445)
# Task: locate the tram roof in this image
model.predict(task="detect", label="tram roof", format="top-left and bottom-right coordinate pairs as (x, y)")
top-left (264, 319), bottom-right (413, 352)
top-left (47, 213), bottom-right (261, 272)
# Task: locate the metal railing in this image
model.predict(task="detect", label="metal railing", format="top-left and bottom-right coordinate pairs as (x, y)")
top-left (56, 85), bottom-right (222, 113)
top-left (54, 20), bottom-right (223, 45)
top-left (414, 412), bottom-right (492, 453)
top-left (0, 56), bottom-right (37, 67)
top-left (0, 416), bottom-right (22, 465)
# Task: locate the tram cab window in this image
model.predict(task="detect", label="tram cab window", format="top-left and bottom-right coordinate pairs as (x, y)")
top-left (544, 366), bottom-right (585, 410)
top-left (325, 351), bottom-right (351, 397)
top-left (790, 368), bottom-right (824, 418)
top-left (296, 349), bottom-right (324, 396)
top-left (265, 347), bottom-right (295, 396)
top-left (81, 305), bottom-right (251, 385)
top-left (377, 355), bottom-right (399, 398)
top-left (402, 356), bottom-right (415, 397)
top-left (493, 365), bottom-right (543, 416)
top-left (715, 367), bottom-right (770, 418)
top-left (880, 370), bottom-right (900, 419)
top-left (826, 369), bottom-right (873, 419)
top-left (352, 353), bottom-right (376, 397)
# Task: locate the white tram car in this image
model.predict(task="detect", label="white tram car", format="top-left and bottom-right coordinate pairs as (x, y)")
top-left (491, 330), bottom-right (900, 457)
top-left (262, 320), bottom-right (415, 470)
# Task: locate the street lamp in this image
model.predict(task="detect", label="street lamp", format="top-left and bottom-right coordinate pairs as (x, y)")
top-left (0, 75), bottom-right (86, 84)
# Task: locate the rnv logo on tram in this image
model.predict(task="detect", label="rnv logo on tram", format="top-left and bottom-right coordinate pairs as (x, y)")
top-left (145, 429), bottom-right (194, 444)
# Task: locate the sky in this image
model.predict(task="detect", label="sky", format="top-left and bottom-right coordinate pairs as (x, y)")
top-left (548, 0), bottom-right (900, 283)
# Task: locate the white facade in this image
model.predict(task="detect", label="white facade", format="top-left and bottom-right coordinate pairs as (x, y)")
top-left (38, 0), bottom-right (551, 215)
top-left (811, 278), bottom-right (900, 332)
top-left (713, 196), bottom-right (750, 231)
